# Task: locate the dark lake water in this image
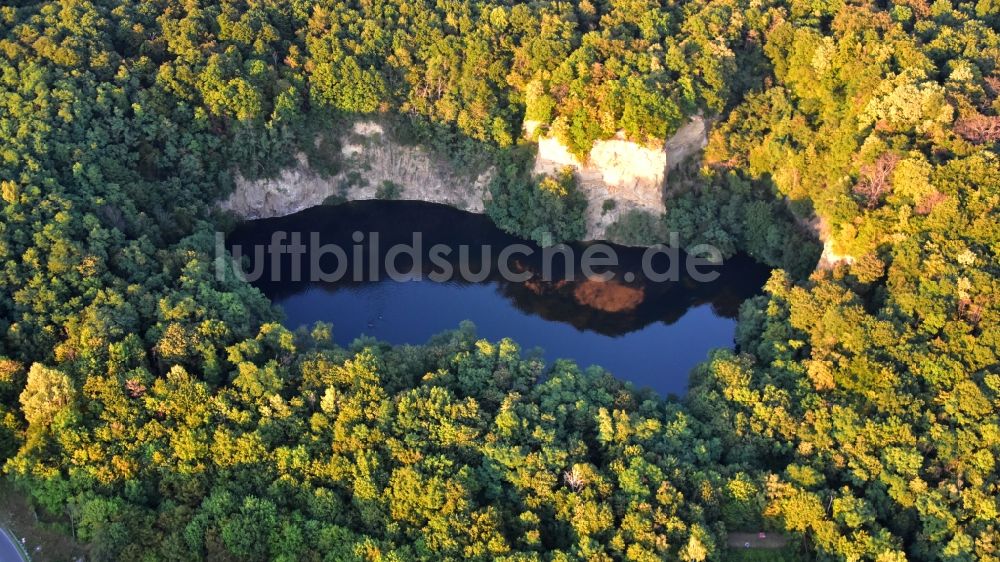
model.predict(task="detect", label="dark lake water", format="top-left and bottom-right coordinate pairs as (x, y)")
top-left (227, 201), bottom-right (771, 396)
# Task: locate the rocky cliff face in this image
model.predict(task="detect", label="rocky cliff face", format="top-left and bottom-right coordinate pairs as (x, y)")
top-left (220, 121), bottom-right (491, 220)
top-left (818, 238), bottom-right (857, 268)
top-left (664, 117), bottom-right (709, 171)
top-left (222, 118), bottom-right (709, 241)
top-left (798, 214), bottom-right (857, 269)
top-left (527, 117), bottom-right (707, 239)
top-left (530, 132), bottom-right (665, 239)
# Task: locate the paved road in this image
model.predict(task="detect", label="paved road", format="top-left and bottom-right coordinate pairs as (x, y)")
top-left (0, 528), bottom-right (27, 562)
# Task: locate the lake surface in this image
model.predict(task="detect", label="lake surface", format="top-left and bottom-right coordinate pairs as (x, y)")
top-left (228, 201), bottom-right (771, 396)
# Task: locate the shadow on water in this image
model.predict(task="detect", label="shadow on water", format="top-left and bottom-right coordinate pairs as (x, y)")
top-left (227, 200), bottom-right (771, 395)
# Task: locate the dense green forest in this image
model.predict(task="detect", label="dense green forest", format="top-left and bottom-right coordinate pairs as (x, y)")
top-left (0, 0), bottom-right (997, 560)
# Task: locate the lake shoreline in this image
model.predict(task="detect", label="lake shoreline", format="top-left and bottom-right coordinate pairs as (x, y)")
top-left (228, 200), bottom-right (772, 395)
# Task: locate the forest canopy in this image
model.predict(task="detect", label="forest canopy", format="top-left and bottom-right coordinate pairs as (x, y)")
top-left (0, 0), bottom-right (997, 560)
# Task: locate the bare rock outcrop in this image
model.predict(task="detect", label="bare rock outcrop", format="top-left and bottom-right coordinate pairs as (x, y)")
top-left (223, 117), bottom-right (710, 242)
top-left (818, 237), bottom-right (857, 268)
top-left (529, 117), bottom-right (708, 239)
top-left (796, 214), bottom-right (856, 269)
top-left (665, 117), bottom-right (709, 171)
top-left (221, 122), bottom-right (490, 220)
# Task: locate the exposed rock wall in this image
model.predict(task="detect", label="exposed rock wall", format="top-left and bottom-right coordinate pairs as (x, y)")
top-left (220, 122), bottom-right (491, 220)
top-left (223, 117), bottom-right (710, 241)
top-left (818, 238), bottom-right (857, 268)
top-left (797, 214), bottom-right (856, 269)
top-left (529, 116), bottom-right (708, 239)
top-left (665, 117), bottom-right (708, 171)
